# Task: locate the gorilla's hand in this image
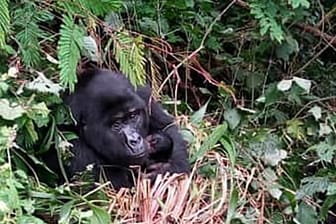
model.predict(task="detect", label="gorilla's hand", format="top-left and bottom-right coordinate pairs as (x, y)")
top-left (144, 162), bottom-right (172, 180)
top-left (146, 132), bottom-right (172, 155)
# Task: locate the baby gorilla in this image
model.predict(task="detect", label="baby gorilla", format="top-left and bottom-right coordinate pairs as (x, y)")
top-left (48, 69), bottom-right (189, 189)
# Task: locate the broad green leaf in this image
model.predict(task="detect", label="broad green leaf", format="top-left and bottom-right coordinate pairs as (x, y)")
top-left (295, 202), bottom-right (318, 224)
top-left (190, 100), bottom-right (209, 125)
top-left (289, 0), bottom-right (310, 9)
top-left (277, 79), bottom-right (293, 91)
top-left (263, 148), bottom-right (287, 166)
top-left (190, 123), bottom-right (227, 163)
top-left (320, 194), bottom-right (336, 220)
top-left (89, 205), bottom-right (110, 224)
top-left (0, 99), bottom-right (25, 120)
top-left (293, 76), bottom-right (311, 93)
top-left (276, 37), bottom-right (299, 61)
top-left (319, 123), bottom-right (332, 136)
top-left (59, 201), bottom-right (74, 224)
top-left (224, 108), bottom-right (240, 130)
top-left (308, 106), bottom-right (322, 121)
top-left (262, 168), bottom-right (282, 199)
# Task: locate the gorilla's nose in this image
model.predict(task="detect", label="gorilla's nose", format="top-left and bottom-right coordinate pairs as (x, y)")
top-left (122, 127), bottom-right (145, 154)
top-left (128, 132), bottom-right (142, 147)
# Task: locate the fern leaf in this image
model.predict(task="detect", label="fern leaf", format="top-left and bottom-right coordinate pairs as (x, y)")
top-left (0, 0), bottom-right (10, 48)
top-left (58, 0), bottom-right (121, 17)
top-left (58, 15), bottom-right (84, 91)
top-left (13, 2), bottom-right (53, 67)
top-left (113, 31), bottom-right (147, 86)
top-left (249, 0), bottom-right (284, 43)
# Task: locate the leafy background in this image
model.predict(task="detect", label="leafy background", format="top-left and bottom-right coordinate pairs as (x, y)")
top-left (0, 0), bottom-right (335, 223)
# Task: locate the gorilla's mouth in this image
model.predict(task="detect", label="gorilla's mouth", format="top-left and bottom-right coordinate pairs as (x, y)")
top-left (126, 145), bottom-right (147, 158)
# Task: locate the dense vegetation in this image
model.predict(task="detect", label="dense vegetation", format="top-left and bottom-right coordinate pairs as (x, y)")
top-left (0, 0), bottom-right (335, 223)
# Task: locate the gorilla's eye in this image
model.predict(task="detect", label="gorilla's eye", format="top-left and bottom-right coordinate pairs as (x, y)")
top-left (128, 109), bottom-right (140, 119)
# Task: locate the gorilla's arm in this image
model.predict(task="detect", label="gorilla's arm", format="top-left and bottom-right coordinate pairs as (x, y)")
top-left (137, 87), bottom-right (190, 175)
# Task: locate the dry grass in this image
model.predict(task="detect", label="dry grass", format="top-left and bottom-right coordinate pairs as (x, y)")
top-left (103, 152), bottom-right (263, 224)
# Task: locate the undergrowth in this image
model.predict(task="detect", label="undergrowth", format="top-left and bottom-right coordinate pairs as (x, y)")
top-left (0, 0), bottom-right (335, 223)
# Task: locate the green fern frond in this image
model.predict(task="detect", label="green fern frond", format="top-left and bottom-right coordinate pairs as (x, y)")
top-left (13, 2), bottom-right (53, 67)
top-left (0, 0), bottom-right (10, 48)
top-left (59, 0), bottom-right (121, 17)
top-left (113, 31), bottom-right (147, 87)
top-left (58, 15), bottom-right (84, 92)
top-left (250, 0), bottom-right (284, 43)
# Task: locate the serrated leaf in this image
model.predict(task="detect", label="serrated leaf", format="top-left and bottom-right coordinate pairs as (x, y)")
top-left (0, 0), bottom-right (9, 48)
top-left (224, 108), bottom-right (240, 130)
top-left (277, 79), bottom-right (293, 91)
top-left (319, 123), bottom-right (332, 136)
top-left (58, 15), bottom-right (84, 91)
top-left (296, 177), bottom-right (329, 199)
top-left (263, 148), bottom-right (287, 166)
top-left (308, 106), bottom-right (322, 121)
top-left (28, 102), bottom-right (50, 127)
top-left (293, 76), bottom-right (311, 93)
top-left (0, 99), bottom-right (25, 120)
top-left (25, 72), bottom-right (63, 96)
top-left (190, 123), bottom-right (227, 163)
top-left (0, 126), bottom-right (16, 151)
top-left (190, 101), bottom-right (209, 125)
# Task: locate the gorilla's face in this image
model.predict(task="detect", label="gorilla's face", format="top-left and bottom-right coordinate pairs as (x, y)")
top-left (67, 70), bottom-right (149, 165)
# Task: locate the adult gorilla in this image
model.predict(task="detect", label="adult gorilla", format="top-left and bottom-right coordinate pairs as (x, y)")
top-left (49, 69), bottom-right (189, 189)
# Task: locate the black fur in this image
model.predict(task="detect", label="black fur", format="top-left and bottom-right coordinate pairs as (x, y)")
top-left (45, 69), bottom-right (189, 189)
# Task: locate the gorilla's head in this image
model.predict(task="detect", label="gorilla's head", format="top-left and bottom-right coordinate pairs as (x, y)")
top-left (66, 69), bottom-right (149, 165)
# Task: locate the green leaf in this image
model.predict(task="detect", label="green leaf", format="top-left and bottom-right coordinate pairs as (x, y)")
top-left (190, 100), bottom-right (209, 125)
top-left (59, 201), bottom-right (74, 224)
top-left (289, 0), bottom-right (310, 9)
top-left (276, 36), bottom-right (299, 61)
top-left (0, 126), bottom-right (16, 151)
top-left (308, 106), bottom-right (322, 121)
top-left (113, 31), bottom-right (147, 87)
top-left (82, 36), bottom-right (99, 62)
top-left (295, 202), bottom-right (318, 224)
top-left (219, 136), bottom-right (236, 166)
top-left (224, 108), bottom-right (240, 130)
top-left (296, 177), bottom-right (329, 199)
top-left (58, 15), bottom-right (84, 91)
top-left (277, 79), bottom-right (293, 91)
top-left (27, 102), bottom-right (50, 127)
top-left (225, 188), bottom-right (239, 224)
top-left (17, 215), bottom-right (45, 224)
top-left (293, 76), bottom-right (311, 93)
top-left (190, 123), bottom-right (227, 163)
top-left (308, 141), bottom-right (336, 163)
top-left (89, 205), bottom-right (110, 224)
top-left (0, 99), bottom-right (25, 120)
top-left (0, 0), bottom-right (9, 48)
